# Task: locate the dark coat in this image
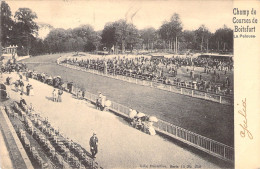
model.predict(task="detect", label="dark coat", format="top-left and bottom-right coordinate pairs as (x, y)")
top-left (89, 135), bottom-right (98, 148)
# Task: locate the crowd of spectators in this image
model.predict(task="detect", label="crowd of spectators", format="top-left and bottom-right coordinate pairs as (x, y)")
top-left (1, 61), bottom-right (27, 73)
top-left (62, 55), bottom-right (233, 95)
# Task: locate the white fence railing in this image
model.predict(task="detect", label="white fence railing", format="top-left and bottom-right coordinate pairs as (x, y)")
top-left (68, 85), bottom-right (234, 163)
top-left (60, 63), bottom-right (233, 105)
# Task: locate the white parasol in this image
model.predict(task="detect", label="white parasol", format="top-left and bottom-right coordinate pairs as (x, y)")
top-left (105, 100), bottom-right (111, 107)
top-left (136, 112), bottom-right (145, 118)
top-left (149, 116), bottom-right (158, 122)
top-left (129, 109), bottom-right (137, 118)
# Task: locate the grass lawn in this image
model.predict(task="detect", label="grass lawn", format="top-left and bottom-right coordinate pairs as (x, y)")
top-left (20, 53), bottom-right (234, 147)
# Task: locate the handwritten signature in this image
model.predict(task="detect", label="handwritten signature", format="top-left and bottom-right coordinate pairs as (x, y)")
top-left (238, 98), bottom-right (253, 139)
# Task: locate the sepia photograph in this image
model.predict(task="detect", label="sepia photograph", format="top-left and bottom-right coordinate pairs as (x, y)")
top-left (1, 0), bottom-right (257, 169)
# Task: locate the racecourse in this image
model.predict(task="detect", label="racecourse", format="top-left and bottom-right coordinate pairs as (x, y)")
top-left (20, 53), bottom-right (234, 147)
top-left (2, 72), bottom-right (233, 169)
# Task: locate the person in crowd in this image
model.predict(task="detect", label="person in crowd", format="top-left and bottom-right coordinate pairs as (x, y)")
top-left (89, 133), bottom-right (98, 158)
top-left (6, 77), bottom-right (11, 85)
top-left (98, 92), bottom-right (103, 98)
top-left (96, 92), bottom-right (102, 110)
top-left (68, 82), bottom-right (73, 93)
top-left (97, 92), bottom-right (106, 111)
top-left (226, 77), bottom-right (230, 87)
top-left (76, 88), bottom-right (81, 99)
top-left (19, 79), bottom-right (24, 94)
top-left (135, 117), bottom-right (143, 129)
top-left (20, 93), bottom-right (27, 106)
top-left (58, 89), bottom-right (63, 102)
top-left (100, 95), bottom-right (106, 111)
top-left (29, 84), bottom-right (34, 96)
top-left (82, 90), bottom-right (85, 98)
top-left (28, 103), bottom-right (34, 113)
top-left (19, 73), bottom-right (23, 80)
top-left (14, 80), bottom-right (19, 92)
top-left (217, 86), bottom-right (221, 94)
top-left (53, 89), bottom-right (58, 102)
top-left (217, 73), bottom-right (220, 80)
top-left (96, 98), bottom-right (100, 110)
top-left (26, 83), bottom-right (31, 95)
top-left (26, 72), bottom-right (29, 81)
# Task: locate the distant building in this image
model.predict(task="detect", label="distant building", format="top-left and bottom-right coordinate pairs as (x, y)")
top-left (2, 45), bottom-right (18, 57)
top-left (1, 45), bottom-right (18, 64)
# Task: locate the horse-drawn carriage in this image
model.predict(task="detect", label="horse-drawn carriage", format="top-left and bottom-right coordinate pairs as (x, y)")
top-left (129, 110), bottom-right (157, 136)
top-left (38, 73), bottom-right (46, 82)
top-left (32, 72), bottom-right (38, 80)
top-left (45, 76), bottom-right (53, 86)
top-left (53, 76), bottom-right (64, 89)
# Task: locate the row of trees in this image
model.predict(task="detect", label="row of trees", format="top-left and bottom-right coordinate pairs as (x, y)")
top-left (1, 1), bottom-right (233, 56)
top-left (44, 26), bottom-right (101, 53)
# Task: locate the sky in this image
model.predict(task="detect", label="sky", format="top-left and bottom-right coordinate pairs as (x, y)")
top-left (7, 0), bottom-right (233, 38)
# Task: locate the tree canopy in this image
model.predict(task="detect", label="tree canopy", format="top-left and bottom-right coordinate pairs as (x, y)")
top-left (1, 1), bottom-right (14, 46)
top-left (1, 1), bottom-right (233, 56)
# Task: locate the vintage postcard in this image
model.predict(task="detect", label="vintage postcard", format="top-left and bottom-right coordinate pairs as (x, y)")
top-left (0, 0), bottom-right (259, 169)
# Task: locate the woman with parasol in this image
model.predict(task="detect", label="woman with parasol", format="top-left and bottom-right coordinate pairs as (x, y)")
top-left (128, 109), bottom-right (137, 125)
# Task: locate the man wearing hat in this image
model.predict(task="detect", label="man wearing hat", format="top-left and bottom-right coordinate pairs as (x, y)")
top-left (89, 132), bottom-right (98, 158)
top-left (26, 83), bottom-right (31, 96)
